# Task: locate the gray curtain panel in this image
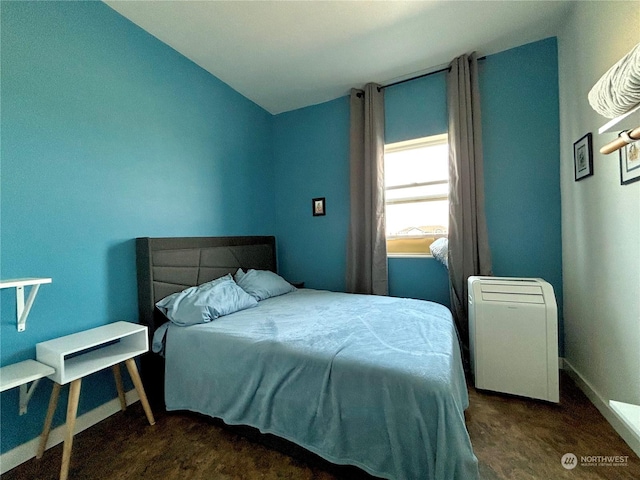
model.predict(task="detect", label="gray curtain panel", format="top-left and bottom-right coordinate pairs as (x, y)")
top-left (447, 53), bottom-right (493, 360)
top-left (346, 84), bottom-right (388, 295)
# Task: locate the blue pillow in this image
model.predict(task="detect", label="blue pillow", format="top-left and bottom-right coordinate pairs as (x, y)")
top-left (235, 269), bottom-right (296, 301)
top-left (234, 268), bottom-right (246, 283)
top-left (156, 274), bottom-right (258, 326)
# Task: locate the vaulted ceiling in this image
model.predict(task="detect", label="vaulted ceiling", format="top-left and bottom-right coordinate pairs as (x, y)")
top-left (105, 1), bottom-right (574, 114)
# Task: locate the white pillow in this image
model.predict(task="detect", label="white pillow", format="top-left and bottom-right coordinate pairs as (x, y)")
top-left (430, 237), bottom-right (449, 268)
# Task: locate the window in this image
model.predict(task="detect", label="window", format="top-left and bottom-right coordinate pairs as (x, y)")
top-left (384, 134), bottom-right (449, 256)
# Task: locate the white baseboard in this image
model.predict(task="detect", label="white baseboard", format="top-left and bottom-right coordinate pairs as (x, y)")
top-left (0, 389), bottom-right (139, 475)
top-left (562, 358), bottom-right (640, 458)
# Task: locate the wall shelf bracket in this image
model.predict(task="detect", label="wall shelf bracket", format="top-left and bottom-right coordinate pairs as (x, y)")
top-left (19, 378), bottom-right (42, 415)
top-left (0, 278), bottom-right (52, 331)
top-left (0, 360), bottom-right (55, 415)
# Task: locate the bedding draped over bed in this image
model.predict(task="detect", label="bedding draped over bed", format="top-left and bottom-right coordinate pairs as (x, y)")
top-left (161, 289), bottom-right (478, 480)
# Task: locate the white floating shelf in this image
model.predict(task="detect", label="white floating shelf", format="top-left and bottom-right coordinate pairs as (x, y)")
top-left (599, 103), bottom-right (640, 134)
top-left (0, 278), bottom-right (52, 289)
top-left (0, 277), bottom-right (52, 332)
top-left (0, 359), bottom-right (56, 414)
top-left (0, 359), bottom-right (54, 392)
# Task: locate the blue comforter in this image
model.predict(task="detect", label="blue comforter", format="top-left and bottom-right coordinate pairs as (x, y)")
top-left (163, 289), bottom-right (479, 480)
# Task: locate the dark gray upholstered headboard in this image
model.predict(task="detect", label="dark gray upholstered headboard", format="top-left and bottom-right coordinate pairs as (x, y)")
top-left (136, 236), bottom-right (277, 336)
top-left (135, 236), bottom-right (276, 404)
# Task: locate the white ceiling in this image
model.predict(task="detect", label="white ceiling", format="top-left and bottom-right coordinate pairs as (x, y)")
top-left (104, 1), bottom-right (575, 114)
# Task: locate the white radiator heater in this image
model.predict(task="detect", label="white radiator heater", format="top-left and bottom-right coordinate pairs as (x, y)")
top-left (468, 276), bottom-right (559, 403)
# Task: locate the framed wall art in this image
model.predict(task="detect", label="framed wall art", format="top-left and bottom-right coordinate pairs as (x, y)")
top-left (619, 136), bottom-right (640, 185)
top-left (312, 197), bottom-right (326, 216)
top-left (573, 133), bottom-right (593, 181)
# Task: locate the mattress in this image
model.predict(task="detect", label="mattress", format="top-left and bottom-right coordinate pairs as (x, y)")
top-left (162, 289), bottom-right (478, 480)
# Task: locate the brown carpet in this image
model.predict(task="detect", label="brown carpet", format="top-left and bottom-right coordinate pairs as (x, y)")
top-left (3, 372), bottom-right (639, 480)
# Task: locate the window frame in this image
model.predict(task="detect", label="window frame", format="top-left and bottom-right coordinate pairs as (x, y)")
top-left (384, 133), bottom-right (449, 258)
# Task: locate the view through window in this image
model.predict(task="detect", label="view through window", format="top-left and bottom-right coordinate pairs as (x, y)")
top-left (384, 134), bottom-right (449, 256)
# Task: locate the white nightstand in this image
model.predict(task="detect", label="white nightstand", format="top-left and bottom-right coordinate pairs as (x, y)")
top-left (36, 321), bottom-right (155, 480)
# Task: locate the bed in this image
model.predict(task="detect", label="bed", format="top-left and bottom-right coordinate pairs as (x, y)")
top-left (136, 236), bottom-right (479, 480)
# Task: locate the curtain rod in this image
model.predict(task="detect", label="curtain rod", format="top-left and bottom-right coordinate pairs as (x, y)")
top-left (380, 55), bottom-right (487, 90)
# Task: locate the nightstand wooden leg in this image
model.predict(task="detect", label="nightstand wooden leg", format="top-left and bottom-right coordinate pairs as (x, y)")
top-left (124, 358), bottom-right (155, 426)
top-left (112, 364), bottom-right (126, 411)
top-left (37, 382), bottom-right (61, 459)
top-left (60, 378), bottom-right (81, 480)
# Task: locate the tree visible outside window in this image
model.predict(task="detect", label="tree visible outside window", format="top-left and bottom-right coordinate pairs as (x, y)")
top-left (384, 134), bottom-right (449, 256)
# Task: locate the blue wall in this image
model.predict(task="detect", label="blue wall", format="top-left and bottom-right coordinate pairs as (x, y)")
top-left (271, 76), bottom-right (451, 304)
top-left (1, 1), bottom-right (274, 453)
top-left (480, 38), bottom-right (563, 339)
top-left (272, 98), bottom-right (350, 292)
top-left (1, 0), bottom-right (563, 457)
top-left (385, 72), bottom-right (447, 143)
top-left (272, 39), bottom-right (562, 320)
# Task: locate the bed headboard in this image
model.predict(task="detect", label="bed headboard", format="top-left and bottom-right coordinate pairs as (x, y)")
top-left (135, 236), bottom-right (276, 404)
top-left (136, 236), bottom-right (277, 336)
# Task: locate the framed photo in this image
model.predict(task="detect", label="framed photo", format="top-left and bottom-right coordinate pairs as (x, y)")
top-left (619, 137), bottom-right (640, 185)
top-left (312, 197), bottom-right (325, 216)
top-left (574, 133), bottom-right (593, 181)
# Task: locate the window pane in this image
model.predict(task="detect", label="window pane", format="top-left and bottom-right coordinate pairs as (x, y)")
top-left (384, 135), bottom-right (449, 256)
top-left (385, 183), bottom-right (448, 203)
top-left (384, 143), bottom-right (448, 188)
top-left (385, 200), bottom-right (448, 236)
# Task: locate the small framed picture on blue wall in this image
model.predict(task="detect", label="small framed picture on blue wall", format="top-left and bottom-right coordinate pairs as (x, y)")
top-left (312, 197), bottom-right (326, 216)
top-left (573, 133), bottom-right (593, 181)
